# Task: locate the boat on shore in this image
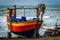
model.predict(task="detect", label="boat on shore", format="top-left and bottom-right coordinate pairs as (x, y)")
top-left (6, 4), bottom-right (45, 38)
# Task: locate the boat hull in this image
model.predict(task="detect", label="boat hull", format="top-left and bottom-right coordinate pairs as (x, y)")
top-left (12, 29), bottom-right (36, 38)
top-left (7, 20), bottom-right (42, 38)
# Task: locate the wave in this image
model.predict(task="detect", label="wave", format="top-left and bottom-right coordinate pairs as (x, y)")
top-left (46, 8), bottom-right (60, 11)
top-left (46, 9), bottom-right (60, 11)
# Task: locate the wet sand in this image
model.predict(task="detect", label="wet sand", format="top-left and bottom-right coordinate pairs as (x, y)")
top-left (0, 37), bottom-right (60, 40)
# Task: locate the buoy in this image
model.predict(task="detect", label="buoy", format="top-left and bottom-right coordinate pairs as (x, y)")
top-left (12, 9), bottom-right (15, 17)
top-left (37, 8), bottom-right (40, 15)
top-left (6, 8), bottom-right (10, 20)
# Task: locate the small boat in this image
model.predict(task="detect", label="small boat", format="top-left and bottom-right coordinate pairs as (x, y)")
top-left (7, 19), bottom-right (42, 38)
top-left (6, 4), bottom-right (45, 38)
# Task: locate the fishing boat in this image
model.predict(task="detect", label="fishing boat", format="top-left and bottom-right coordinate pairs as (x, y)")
top-left (6, 4), bottom-right (45, 38)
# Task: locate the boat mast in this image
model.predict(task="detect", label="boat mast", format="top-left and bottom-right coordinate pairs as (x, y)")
top-left (35, 4), bottom-right (46, 38)
top-left (24, 7), bottom-right (25, 16)
top-left (40, 4), bottom-right (46, 21)
top-left (8, 9), bottom-right (12, 38)
top-left (13, 5), bottom-right (16, 20)
top-left (8, 5), bottom-right (16, 38)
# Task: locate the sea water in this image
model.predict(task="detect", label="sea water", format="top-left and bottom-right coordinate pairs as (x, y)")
top-left (0, 5), bottom-right (60, 37)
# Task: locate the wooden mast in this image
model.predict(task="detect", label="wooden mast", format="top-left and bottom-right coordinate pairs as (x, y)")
top-left (35, 4), bottom-right (46, 38)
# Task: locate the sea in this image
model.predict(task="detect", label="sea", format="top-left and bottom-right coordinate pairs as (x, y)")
top-left (0, 5), bottom-right (60, 37)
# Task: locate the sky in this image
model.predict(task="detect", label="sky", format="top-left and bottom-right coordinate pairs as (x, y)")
top-left (0, 0), bottom-right (60, 5)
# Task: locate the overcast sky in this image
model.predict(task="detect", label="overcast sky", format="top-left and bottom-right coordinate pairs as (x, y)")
top-left (0, 0), bottom-right (60, 5)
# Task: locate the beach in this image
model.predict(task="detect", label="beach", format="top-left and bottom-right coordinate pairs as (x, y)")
top-left (0, 5), bottom-right (60, 37)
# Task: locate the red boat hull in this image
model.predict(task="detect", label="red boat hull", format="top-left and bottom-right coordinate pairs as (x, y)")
top-left (7, 20), bottom-right (42, 38)
top-left (7, 24), bottom-right (36, 32)
top-left (7, 20), bottom-right (42, 33)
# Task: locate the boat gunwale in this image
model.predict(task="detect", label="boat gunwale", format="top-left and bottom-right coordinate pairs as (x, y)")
top-left (7, 20), bottom-right (42, 27)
